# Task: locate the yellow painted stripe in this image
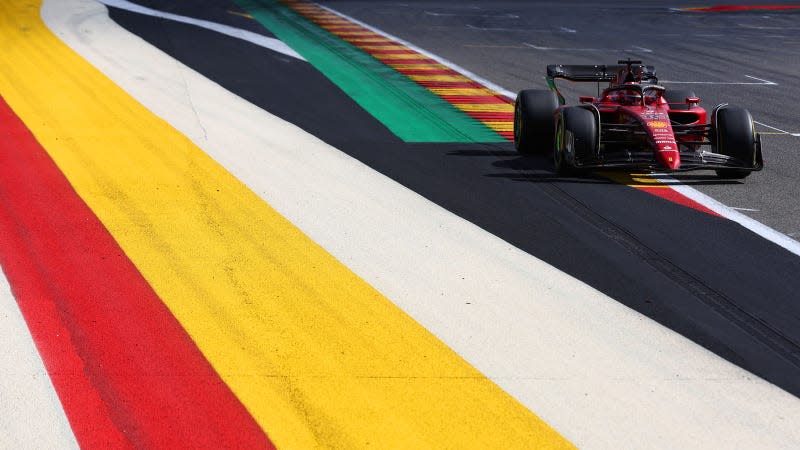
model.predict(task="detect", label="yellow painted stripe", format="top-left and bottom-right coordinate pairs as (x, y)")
top-left (227, 10), bottom-right (253, 19)
top-left (429, 87), bottom-right (495, 96)
top-left (371, 53), bottom-right (430, 60)
top-left (600, 172), bottom-right (670, 188)
top-left (455, 103), bottom-right (515, 112)
top-left (484, 122), bottom-right (515, 132)
top-left (0, 2), bottom-right (571, 449)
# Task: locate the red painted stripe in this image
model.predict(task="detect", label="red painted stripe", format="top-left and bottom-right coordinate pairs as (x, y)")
top-left (0, 97), bottom-right (274, 448)
top-left (637, 186), bottom-right (722, 217)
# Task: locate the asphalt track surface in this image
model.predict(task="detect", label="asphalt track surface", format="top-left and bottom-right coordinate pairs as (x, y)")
top-left (2, 0), bottom-right (800, 446)
top-left (322, 0), bottom-right (800, 238)
top-left (103, 0), bottom-right (800, 399)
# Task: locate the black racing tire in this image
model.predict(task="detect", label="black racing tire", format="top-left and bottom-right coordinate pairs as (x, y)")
top-left (514, 89), bottom-right (559, 154)
top-left (554, 107), bottom-right (597, 175)
top-left (664, 89), bottom-right (697, 111)
top-left (714, 106), bottom-right (756, 179)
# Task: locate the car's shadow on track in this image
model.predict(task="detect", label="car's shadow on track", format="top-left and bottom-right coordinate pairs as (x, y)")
top-left (446, 148), bottom-right (745, 186)
top-left (447, 148), bottom-right (610, 184)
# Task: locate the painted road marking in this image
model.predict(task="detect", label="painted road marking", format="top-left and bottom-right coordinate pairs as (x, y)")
top-left (315, 3), bottom-right (516, 98)
top-left (755, 120), bottom-right (800, 137)
top-left (31, 1), bottom-right (573, 448)
top-left (280, 0), bottom-right (516, 140)
top-left (237, 0), bottom-right (503, 143)
top-left (0, 273), bottom-right (78, 449)
top-left (227, 9), bottom-right (253, 19)
top-left (524, 43), bottom-right (653, 53)
top-left (311, 0), bottom-right (800, 248)
top-left (425, 11), bottom-right (519, 19)
top-left (660, 75), bottom-right (777, 85)
top-left (309, 0), bottom-right (716, 208)
top-left (0, 96), bottom-right (273, 449)
top-left (47, 2), bottom-right (800, 448)
top-left (98, 0), bottom-right (304, 60)
top-left (679, 5), bottom-right (800, 12)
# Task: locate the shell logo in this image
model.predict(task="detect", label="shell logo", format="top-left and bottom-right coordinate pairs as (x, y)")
top-left (648, 120), bottom-right (669, 128)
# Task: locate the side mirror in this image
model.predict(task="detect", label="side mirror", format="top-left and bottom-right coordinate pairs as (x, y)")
top-left (579, 96), bottom-right (596, 103)
top-left (686, 96), bottom-right (701, 106)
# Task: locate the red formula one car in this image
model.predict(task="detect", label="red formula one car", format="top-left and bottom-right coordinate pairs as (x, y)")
top-left (513, 59), bottom-right (763, 178)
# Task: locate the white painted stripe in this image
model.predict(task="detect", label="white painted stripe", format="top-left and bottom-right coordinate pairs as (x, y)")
top-left (45, 1), bottom-right (800, 448)
top-left (524, 42), bottom-right (653, 53)
top-left (96, 0), bottom-right (305, 61)
top-left (755, 120), bottom-right (800, 136)
top-left (424, 11), bottom-right (519, 19)
top-left (661, 75), bottom-right (777, 85)
top-left (0, 270), bottom-right (78, 449)
top-left (664, 177), bottom-right (800, 256)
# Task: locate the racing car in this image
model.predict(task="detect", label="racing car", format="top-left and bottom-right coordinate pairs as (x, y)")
top-left (513, 59), bottom-right (763, 178)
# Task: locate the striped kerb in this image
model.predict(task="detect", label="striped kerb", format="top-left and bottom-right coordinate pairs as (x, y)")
top-left (282, 0), bottom-right (516, 141)
top-left (278, 1), bottom-right (733, 216)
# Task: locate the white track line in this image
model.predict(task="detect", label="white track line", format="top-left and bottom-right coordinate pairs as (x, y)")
top-left (666, 179), bottom-right (800, 255)
top-left (524, 42), bottom-right (654, 53)
top-left (315, 1), bottom-right (800, 257)
top-left (661, 75), bottom-right (777, 85)
top-left (97, 0), bottom-right (304, 60)
top-left (0, 271), bottom-right (78, 449)
top-left (755, 120), bottom-right (800, 136)
top-left (44, 1), bottom-right (800, 448)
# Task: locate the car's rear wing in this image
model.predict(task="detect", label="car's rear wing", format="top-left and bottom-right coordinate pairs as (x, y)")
top-left (545, 64), bottom-right (658, 104)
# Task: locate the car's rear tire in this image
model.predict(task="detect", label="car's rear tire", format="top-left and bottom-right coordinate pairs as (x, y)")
top-left (664, 89), bottom-right (697, 110)
top-left (555, 107), bottom-right (597, 175)
top-left (514, 89), bottom-right (559, 154)
top-left (714, 106), bottom-right (756, 179)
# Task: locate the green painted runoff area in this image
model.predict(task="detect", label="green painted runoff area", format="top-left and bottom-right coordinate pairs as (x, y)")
top-left (235, 0), bottom-right (505, 143)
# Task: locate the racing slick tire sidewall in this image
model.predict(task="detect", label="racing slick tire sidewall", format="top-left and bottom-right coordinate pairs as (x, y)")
top-left (714, 106), bottom-right (756, 179)
top-left (555, 107), bottom-right (596, 175)
top-left (514, 89), bottom-right (559, 154)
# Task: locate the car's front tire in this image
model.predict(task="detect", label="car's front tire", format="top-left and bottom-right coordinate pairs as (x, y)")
top-left (714, 106), bottom-right (756, 179)
top-left (555, 107), bottom-right (596, 175)
top-left (514, 89), bottom-right (559, 154)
